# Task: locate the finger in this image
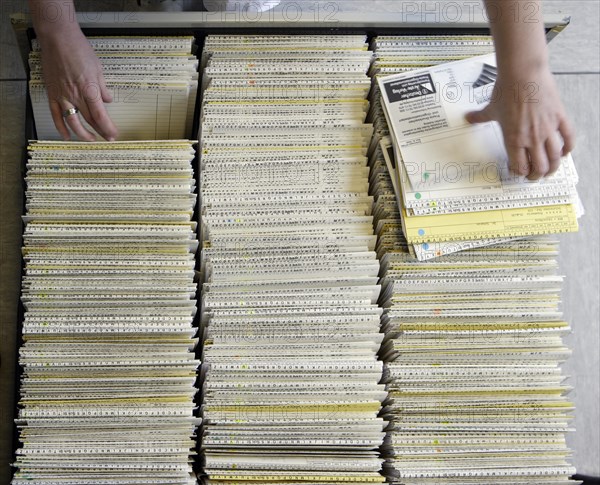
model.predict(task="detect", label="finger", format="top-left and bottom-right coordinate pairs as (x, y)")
top-left (74, 101), bottom-right (103, 139)
top-left (558, 116), bottom-right (576, 156)
top-left (80, 81), bottom-right (118, 141)
top-left (59, 81), bottom-right (78, 104)
top-left (465, 106), bottom-right (494, 125)
top-left (59, 99), bottom-right (97, 142)
top-left (49, 99), bottom-right (71, 140)
top-left (506, 145), bottom-right (530, 178)
top-left (100, 78), bottom-right (113, 104)
top-left (87, 96), bottom-right (118, 141)
top-left (74, 96), bottom-right (113, 142)
top-left (545, 134), bottom-right (563, 176)
top-left (526, 143), bottom-right (550, 180)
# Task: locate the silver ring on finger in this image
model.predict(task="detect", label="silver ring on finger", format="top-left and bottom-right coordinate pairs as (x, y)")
top-left (62, 107), bottom-right (79, 118)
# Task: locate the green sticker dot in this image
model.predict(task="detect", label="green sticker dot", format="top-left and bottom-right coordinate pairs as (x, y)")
top-left (415, 193), bottom-right (421, 199)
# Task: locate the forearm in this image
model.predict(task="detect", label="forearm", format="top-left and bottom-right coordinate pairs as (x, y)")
top-left (29, 0), bottom-right (80, 43)
top-left (484, 0), bottom-right (549, 77)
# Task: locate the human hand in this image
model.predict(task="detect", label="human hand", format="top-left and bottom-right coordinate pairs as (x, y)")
top-left (38, 25), bottom-right (118, 141)
top-left (466, 65), bottom-right (574, 180)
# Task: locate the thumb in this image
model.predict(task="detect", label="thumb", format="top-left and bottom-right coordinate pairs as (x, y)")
top-left (465, 106), bottom-right (494, 124)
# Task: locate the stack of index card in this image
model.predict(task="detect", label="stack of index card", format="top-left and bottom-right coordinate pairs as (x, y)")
top-left (198, 34), bottom-right (387, 485)
top-left (13, 140), bottom-right (200, 485)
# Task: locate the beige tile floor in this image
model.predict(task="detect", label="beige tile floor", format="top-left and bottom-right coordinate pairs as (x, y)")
top-left (1, 1), bottom-right (598, 482)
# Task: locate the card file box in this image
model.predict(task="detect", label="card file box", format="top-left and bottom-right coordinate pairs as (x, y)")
top-left (8, 9), bottom-right (580, 485)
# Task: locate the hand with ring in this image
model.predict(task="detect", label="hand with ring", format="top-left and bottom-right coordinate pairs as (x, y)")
top-left (29, 0), bottom-right (119, 142)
